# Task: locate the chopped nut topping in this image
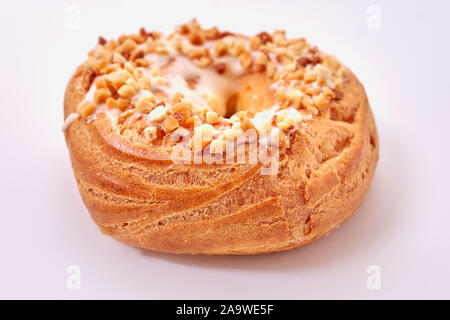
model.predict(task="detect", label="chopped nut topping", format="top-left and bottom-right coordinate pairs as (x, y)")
top-left (194, 56), bottom-right (212, 67)
top-left (239, 51), bottom-right (253, 69)
top-left (148, 105), bottom-right (167, 121)
top-left (121, 38), bottom-right (137, 53)
top-left (136, 94), bottom-right (156, 113)
top-left (172, 100), bottom-right (193, 120)
top-left (184, 115), bottom-right (201, 128)
top-left (249, 36), bottom-right (262, 50)
top-left (172, 92), bottom-right (185, 104)
top-left (191, 124), bottom-right (215, 149)
top-left (231, 39), bottom-right (246, 56)
top-left (206, 111), bottom-right (220, 124)
top-left (189, 32), bottom-right (205, 46)
top-left (303, 70), bottom-right (317, 83)
top-left (288, 90), bottom-right (304, 109)
top-left (257, 32), bottom-right (272, 44)
top-left (215, 63), bottom-right (226, 74)
top-left (203, 27), bottom-right (219, 40)
top-left (214, 39), bottom-right (228, 57)
top-left (266, 62), bottom-right (276, 78)
top-left (108, 69), bottom-right (132, 89)
top-left (313, 93), bottom-right (330, 111)
top-left (221, 128), bottom-right (244, 141)
top-left (275, 108), bottom-right (303, 130)
top-left (135, 58), bottom-right (150, 67)
top-left (301, 94), bottom-right (314, 109)
top-left (137, 77), bottom-right (151, 90)
top-left (94, 77), bottom-right (107, 89)
top-left (256, 52), bottom-right (269, 66)
top-left (93, 88), bottom-right (111, 104)
top-left (207, 95), bottom-right (220, 113)
top-left (118, 84), bottom-right (138, 98)
top-left (80, 20), bottom-right (347, 149)
top-left (77, 101), bottom-right (96, 118)
top-left (150, 66), bottom-right (161, 77)
top-left (163, 114), bottom-right (179, 132)
top-left (153, 76), bottom-right (168, 86)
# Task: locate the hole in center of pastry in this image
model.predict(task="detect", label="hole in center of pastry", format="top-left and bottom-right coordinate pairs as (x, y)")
top-left (166, 56), bottom-right (276, 118)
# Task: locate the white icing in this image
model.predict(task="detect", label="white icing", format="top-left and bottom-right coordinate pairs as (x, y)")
top-left (62, 113), bottom-right (80, 132)
top-left (250, 105), bottom-right (278, 132)
top-left (144, 54), bottom-right (243, 116)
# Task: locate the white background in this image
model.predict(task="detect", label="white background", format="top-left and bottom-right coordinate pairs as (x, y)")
top-left (0, 0), bottom-right (449, 299)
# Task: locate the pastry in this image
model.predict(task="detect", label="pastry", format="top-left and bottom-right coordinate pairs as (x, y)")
top-left (64, 20), bottom-right (379, 254)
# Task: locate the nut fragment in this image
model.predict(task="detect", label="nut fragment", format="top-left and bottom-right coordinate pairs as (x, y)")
top-left (214, 39), bottom-right (228, 57)
top-left (194, 56), bottom-right (212, 67)
top-left (266, 62), bottom-right (276, 78)
top-left (207, 95), bottom-right (220, 113)
top-left (150, 66), bottom-right (161, 77)
top-left (222, 127), bottom-right (244, 141)
top-left (121, 38), bottom-right (137, 53)
top-left (256, 52), bottom-right (269, 66)
top-left (113, 52), bottom-right (127, 64)
top-left (215, 63), bottom-right (226, 74)
top-left (303, 70), bottom-right (317, 83)
top-left (172, 100), bottom-right (193, 120)
top-left (301, 94), bottom-right (314, 109)
top-left (148, 105), bottom-right (167, 121)
top-left (313, 93), bottom-right (329, 111)
top-left (118, 84), bottom-right (138, 98)
top-left (108, 69), bottom-right (132, 89)
top-left (172, 92), bottom-right (185, 103)
top-left (164, 115), bottom-right (179, 132)
top-left (189, 32), bottom-right (205, 45)
top-left (136, 94), bottom-right (156, 113)
top-left (275, 108), bottom-right (303, 130)
top-left (94, 77), bottom-right (107, 89)
top-left (153, 76), bottom-right (168, 86)
top-left (137, 77), bottom-right (151, 90)
top-left (191, 124), bottom-right (215, 149)
top-left (239, 51), bottom-right (253, 69)
top-left (106, 98), bottom-right (129, 110)
top-left (231, 39), bottom-right (246, 56)
top-left (206, 111), bottom-right (220, 124)
top-left (93, 88), bottom-right (111, 104)
top-left (77, 101), bottom-right (96, 118)
top-left (184, 115), bottom-right (200, 128)
top-left (322, 87), bottom-right (335, 99)
top-left (135, 58), bottom-right (150, 67)
top-left (249, 36), bottom-right (262, 50)
top-left (288, 90), bottom-right (303, 109)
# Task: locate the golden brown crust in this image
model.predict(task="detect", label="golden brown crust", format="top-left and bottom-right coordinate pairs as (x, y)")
top-left (64, 59), bottom-right (378, 254)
